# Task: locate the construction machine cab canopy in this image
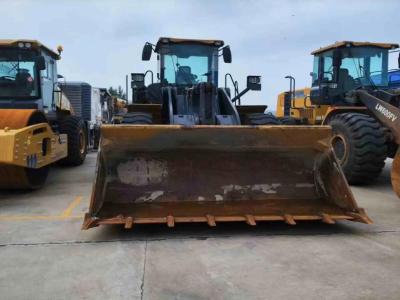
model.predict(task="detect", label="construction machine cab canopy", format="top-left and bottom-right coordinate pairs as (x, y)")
top-left (0, 39), bottom-right (61, 99)
top-left (154, 37), bottom-right (224, 52)
top-left (311, 41), bottom-right (399, 55)
top-left (0, 39), bottom-right (61, 60)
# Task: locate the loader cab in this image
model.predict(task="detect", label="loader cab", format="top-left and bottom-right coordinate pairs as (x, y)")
top-left (157, 39), bottom-right (221, 87)
top-left (0, 40), bottom-right (61, 112)
top-left (134, 37), bottom-right (233, 104)
top-left (310, 41), bottom-right (399, 105)
top-left (145, 37), bottom-right (229, 88)
top-left (128, 37), bottom-right (264, 126)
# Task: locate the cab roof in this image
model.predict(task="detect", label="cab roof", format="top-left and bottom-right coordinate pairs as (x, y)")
top-left (155, 37), bottom-right (224, 52)
top-left (0, 39), bottom-right (60, 59)
top-left (311, 41), bottom-right (399, 55)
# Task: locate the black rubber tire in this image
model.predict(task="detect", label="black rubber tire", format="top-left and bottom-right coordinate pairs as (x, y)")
top-left (280, 116), bottom-right (297, 125)
top-left (244, 113), bottom-right (281, 125)
top-left (58, 116), bottom-right (87, 166)
top-left (121, 112), bottom-right (153, 124)
top-left (328, 112), bottom-right (387, 185)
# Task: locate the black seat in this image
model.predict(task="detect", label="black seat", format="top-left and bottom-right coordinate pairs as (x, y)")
top-left (337, 68), bottom-right (355, 94)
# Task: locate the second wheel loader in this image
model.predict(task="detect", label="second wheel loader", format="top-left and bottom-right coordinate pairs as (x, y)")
top-left (276, 41), bottom-right (400, 195)
top-left (83, 37), bottom-right (371, 229)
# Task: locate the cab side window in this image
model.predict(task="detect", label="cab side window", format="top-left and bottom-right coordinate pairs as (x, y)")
top-left (40, 59), bottom-right (54, 81)
top-left (322, 55), bottom-right (333, 82)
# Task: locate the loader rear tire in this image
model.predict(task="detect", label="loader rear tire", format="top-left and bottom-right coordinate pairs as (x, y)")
top-left (245, 113), bottom-right (281, 125)
top-left (58, 116), bottom-right (87, 166)
top-left (328, 112), bottom-right (387, 185)
top-left (121, 112), bottom-right (153, 124)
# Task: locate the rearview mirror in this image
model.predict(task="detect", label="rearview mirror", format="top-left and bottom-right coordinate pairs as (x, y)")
top-left (142, 43), bottom-right (153, 61)
top-left (222, 46), bottom-right (232, 63)
top-left (36, 56), bottom-right (46, 71)
top-left (247, 75), bottom-right (261, 91)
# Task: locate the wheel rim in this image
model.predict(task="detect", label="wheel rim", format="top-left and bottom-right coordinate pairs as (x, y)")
top-left (331, 134), bottom-right (348, 164)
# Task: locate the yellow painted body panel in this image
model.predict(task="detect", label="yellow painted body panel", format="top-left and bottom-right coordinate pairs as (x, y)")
top-left (276, 88), bottom-right (330, 124)
top-left (0, 123), bottom-right (68, 168)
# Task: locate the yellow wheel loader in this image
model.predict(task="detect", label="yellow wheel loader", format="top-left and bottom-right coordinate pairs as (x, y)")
top-left (276, 41), bottom-right (400, 194)
top-left (0, 40), bottom-right (88, 189)
top-left (83, 37), bottom-right (371, 230)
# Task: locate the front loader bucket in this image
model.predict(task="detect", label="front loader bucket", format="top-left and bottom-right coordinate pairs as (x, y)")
top-left (83, 125), bottom-right (371, 229)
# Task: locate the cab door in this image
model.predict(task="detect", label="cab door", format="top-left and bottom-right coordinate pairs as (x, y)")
top-left (40, 54), bottom-right (56, 112)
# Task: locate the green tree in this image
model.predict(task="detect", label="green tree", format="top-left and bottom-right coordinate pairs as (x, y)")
top-left (108, 86), bottom-right (126, 99)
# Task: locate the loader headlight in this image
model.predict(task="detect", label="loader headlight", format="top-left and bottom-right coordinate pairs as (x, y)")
top-left (25, 42), bottom-right (31, 48)
top-left (18, 42), bottom-right (24, 48)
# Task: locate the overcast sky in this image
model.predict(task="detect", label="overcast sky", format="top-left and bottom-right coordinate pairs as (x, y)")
top-left (2, 0), bottom-right (400, 109)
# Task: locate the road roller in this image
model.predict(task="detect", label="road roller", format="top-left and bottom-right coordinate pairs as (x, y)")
top-left (82, 37), bottom-right (371, 229)
top-left (0, 40), bottom-right (88, 189)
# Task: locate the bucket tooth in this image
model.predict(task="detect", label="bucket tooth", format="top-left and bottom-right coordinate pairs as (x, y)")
top-left (283, 214), bottom-right (296, 225)
top-left (321, 213), bottom-right (335, 224)
top-left (245, 214), bottom-right (257, 226)
top-left (206, 214), bottom-right (216, 227)
top-left (347, 209), bottom-right (373, 224)
top-left (125, 217), bottom-right (134, 229)
top-left (167, 215), bottom-right (175, 228)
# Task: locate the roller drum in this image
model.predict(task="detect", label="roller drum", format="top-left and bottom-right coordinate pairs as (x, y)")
top-left (0, 109), bottom-right (49, 189)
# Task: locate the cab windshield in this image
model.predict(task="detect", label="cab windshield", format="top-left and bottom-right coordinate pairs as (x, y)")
top-left (340, 47), bottom-right (388, 87)
top-left (315, 47), bottom-right (389, 89)
top-left (0, 48), bottom-right (40, 99)
top-left (160, 44), bottom-right (219, 86)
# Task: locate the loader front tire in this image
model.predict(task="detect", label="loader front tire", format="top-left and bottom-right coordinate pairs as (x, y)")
top-left (58, 116), bottom-right (87, 166)
top-left (245, 113), bottom-right (281, 125)
top-left (328, 112), bottom-right (387, 185)
top-left (121, 112), bottom-right (153, 124)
